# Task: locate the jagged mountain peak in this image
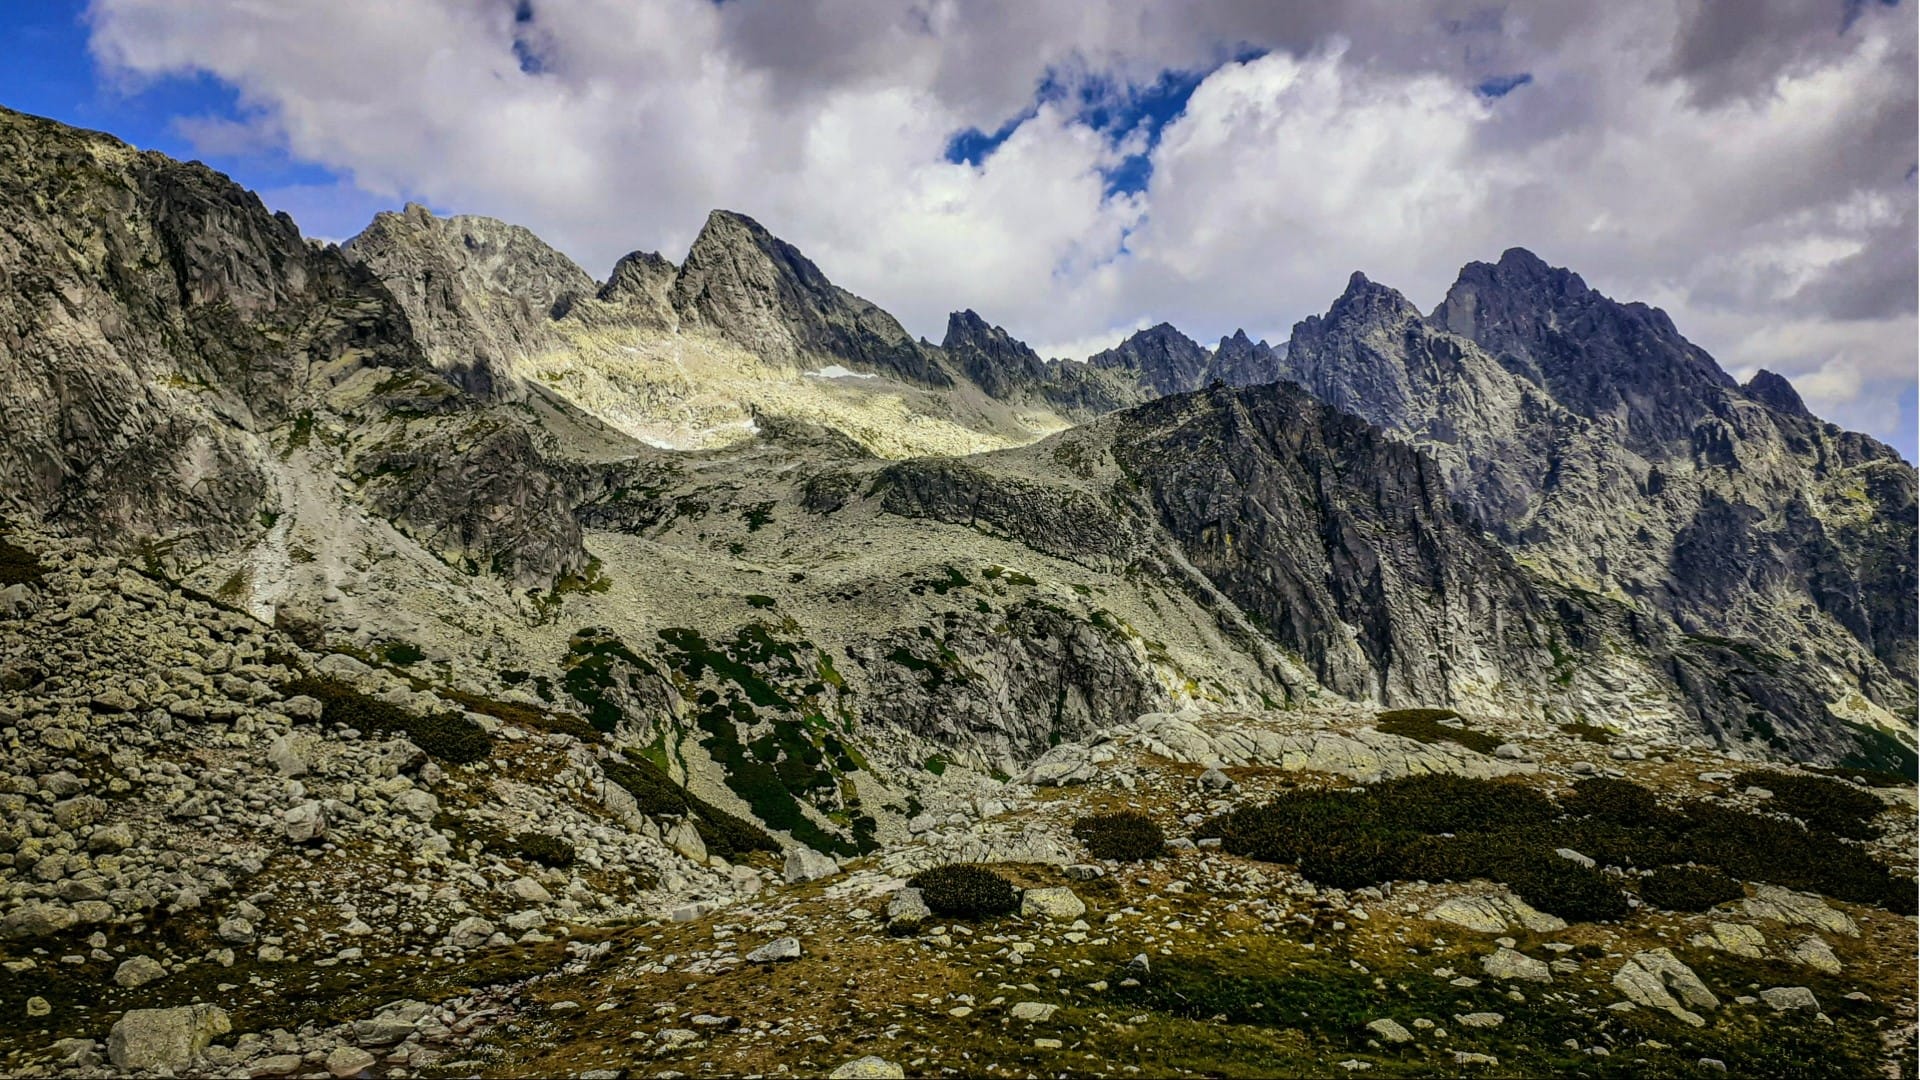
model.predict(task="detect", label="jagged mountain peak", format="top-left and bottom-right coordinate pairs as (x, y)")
top-left (1325, 270), bottom-right (1422, 325)
top-left (1086, 322), bottom-right (1212, 398)
top-left (1745, 368), bottom-right (1812, 418)
top-left (940, 309), bottom-right (1047, 399)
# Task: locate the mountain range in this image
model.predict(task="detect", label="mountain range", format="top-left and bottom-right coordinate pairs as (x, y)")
top-left (0, 102), bottom-right (1915, 1078)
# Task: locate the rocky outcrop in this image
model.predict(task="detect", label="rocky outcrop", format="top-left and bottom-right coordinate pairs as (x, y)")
top-left (342, 204), bottom-right (598, 397)
top-left (669, 210), bottom-right (951, 387)
top-left (1089, 323), bottom-right (1214, 397)
top-left (0, 106), bottom-right (420, 555)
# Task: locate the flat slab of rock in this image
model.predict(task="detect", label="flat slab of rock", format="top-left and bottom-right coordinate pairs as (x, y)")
top-left (1741, 885), bottom-right (1858, 937)
top-left (1788, 935), bottom-right (1842, 974)
top-left (1366, 1017), bottom-right (1413, 1043)
top-left (1021, 887), bottom-right (1087, 920)
top-left (1428, 892), bottom-right (1567, 934)
top-left (1688, 922), bottom-right (1764, 959)
top-left (108, 1004), bottom-right (231, 1071)
top-left (1010, 1001), bottom-right (1059, 1022)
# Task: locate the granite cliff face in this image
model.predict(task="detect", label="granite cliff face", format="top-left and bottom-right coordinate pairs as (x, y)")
top-left (1266, 251), bottom-right (1915, 743)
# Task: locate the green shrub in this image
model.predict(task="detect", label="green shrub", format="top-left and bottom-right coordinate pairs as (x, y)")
top-left (1072, 812), bottom-right (1166, 861)
top-left (282, 677), bottom-right (492, 764)
top-left (908, 864), bottom-right (1019, 918)
top-left (1560, 777), bottom-right (1686, 830)
top-left (1370, 774), bottom-right (1556, 834)
top-left (1500, 856), bottom-right (1631, 922)
top-left (600, 753), bottom-right (780, 860)
top-left (378, 640), bottom-right (426, 666)
top-left (1640, 865), bottom-right (1743, 912)
top-left (513, 832), bottom-right (576, 868)
top-left (1558, 721), bottom-right (1614, 745)
top-left (1735, 770), bottom-right (1886, 839)
top-left (390, 711), bottom-right (491, 764)
top-left (1375, 710), bottom-right (1500, 755)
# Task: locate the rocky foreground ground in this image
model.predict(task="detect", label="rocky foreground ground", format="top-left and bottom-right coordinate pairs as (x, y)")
top-left (1, 526), bottom-right (1914, 1079)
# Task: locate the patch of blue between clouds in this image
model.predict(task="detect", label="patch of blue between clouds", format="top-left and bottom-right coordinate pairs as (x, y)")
top-left (1842, 0), bottom-right (1901, 33)
top-left (1476, 72), bottom-right (1533, 98)
top-left (944, 46), bottom-right (1265, 198)
top-left (0, 1), bottom-right (416, 240)
top-left (511, 0), bottom-right (546, 74)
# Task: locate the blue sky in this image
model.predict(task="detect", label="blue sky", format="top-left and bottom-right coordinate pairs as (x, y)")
top-left (0, 1), bottom-right (397, 240)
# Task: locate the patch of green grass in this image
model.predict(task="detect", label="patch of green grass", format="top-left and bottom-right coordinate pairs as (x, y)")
top-left (1375, 709), bottom-right (1501, 755)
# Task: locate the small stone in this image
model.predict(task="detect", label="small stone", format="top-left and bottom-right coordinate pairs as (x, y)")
top-left (446, 916), bottom-right (496, 949)
top-left (282, 801), bottom-right (327, 843)
top-left (25, 996), bottom-right (50, 1017)
top-left (114, 956), bottom-right (168, 988)
top-left (1554, 847), bottom-right (1595, 869)
top-left (886, 888), bottom-right (931, 935)
top-left (1010, 1002), bottom-right (1059, 1022)
top-left (666, 818), bottom-right (707, 863)
top-left (507, 877), bottom-right (553, 903)
top-left (1196, 767), bottom-right (1235, 791)
top-left (1453, 1012), bottom-right (1504, 1028)
top-left (784, 847), bottom-right (840, 885)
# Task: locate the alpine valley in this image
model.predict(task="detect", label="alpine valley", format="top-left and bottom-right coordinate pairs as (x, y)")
top-left (0, 105), bottom-right (1914, 1079)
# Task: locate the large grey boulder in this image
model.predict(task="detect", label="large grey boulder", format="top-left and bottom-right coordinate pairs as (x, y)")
top-left (1, 902), bottom-right (77, 939)
top-left (282, 800), bottom-right (327, 843)
top-left (107, 1004), bottom-right (232, 1071)
top-left (784, 847), bottom-right (839, 885)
